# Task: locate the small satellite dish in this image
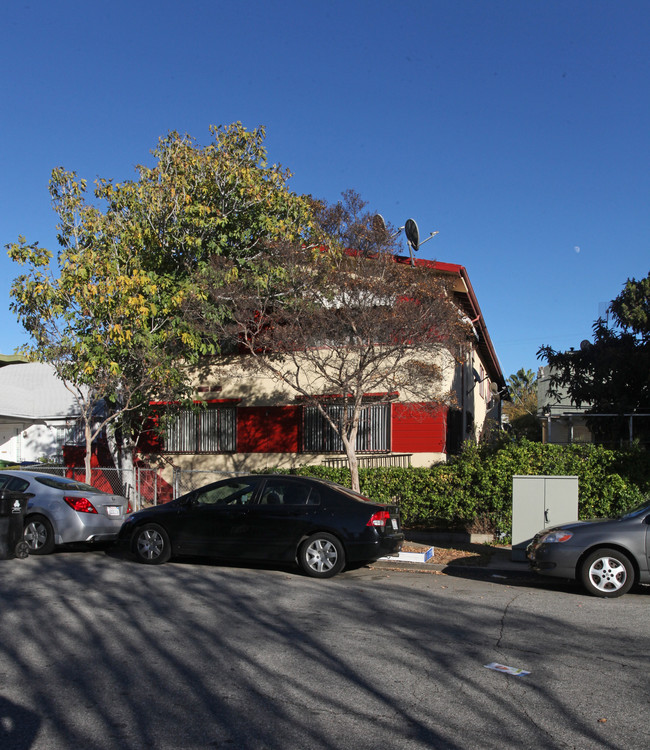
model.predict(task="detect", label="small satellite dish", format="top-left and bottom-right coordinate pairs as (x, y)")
top-left (373, 214), bottom-right (387, 234)
top-left (404, 218), bottom-right (420, 252)
top-left (580, 340), bottom-right (592, 351)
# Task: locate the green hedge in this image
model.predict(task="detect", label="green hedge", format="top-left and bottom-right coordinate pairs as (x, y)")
top-left (267, 441), bottom-right (650, 537)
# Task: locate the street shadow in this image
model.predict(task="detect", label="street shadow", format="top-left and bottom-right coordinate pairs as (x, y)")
top-left (0, 550), bottom-right (647, 748)
top-left (0, 695), bottom-right (40, 750)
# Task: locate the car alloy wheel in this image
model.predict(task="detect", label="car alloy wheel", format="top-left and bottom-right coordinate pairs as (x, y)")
top-left (133, 524), bottom-right (172, 565)
top-left (580, 547), bottom-right (634, 598)
top-left (24, 515), bottom-right (55, 555)
top-left (299, 533), bottom-right (345, 578)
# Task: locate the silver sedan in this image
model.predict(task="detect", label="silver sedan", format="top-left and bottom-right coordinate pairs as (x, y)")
top-left (0, 470), bottom-right (131, 554)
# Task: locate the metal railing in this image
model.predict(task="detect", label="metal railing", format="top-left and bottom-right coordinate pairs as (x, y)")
top-left (322, 453), bottom-right (412, 469)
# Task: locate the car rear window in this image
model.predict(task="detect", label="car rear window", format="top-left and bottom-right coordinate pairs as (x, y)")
top-left (328, 484), bottom-right (376, 504)
top-left (34, 476), bottom-right (108, 494)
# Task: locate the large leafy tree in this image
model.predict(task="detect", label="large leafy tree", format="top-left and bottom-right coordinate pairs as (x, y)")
top-left (538, 271), bottom-right (650, 445)
top-left (187, 192), bottom-right (470, 492)
top-left (7, 124), bottom-right (313, 485)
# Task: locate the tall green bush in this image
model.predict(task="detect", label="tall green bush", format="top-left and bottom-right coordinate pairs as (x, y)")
top-left (270, 441), bottom-right (649, 536)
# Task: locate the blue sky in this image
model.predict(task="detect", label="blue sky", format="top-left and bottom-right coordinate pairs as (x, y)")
top-left (1, 1), bottom-right (649, 379)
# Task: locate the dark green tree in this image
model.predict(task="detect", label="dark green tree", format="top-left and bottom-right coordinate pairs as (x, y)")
top-left (538, 271), bottom-right (650, 446)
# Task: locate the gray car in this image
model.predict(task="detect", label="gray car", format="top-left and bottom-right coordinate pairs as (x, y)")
top-left (0, 470), bottom-right (131, 555)
top-left (527, 499), bottom-right (650, 597)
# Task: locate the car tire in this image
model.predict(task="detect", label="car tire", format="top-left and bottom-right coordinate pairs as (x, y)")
top-left (24, 514), bottom-right (55, 555)
top-left (298, 533), bottom-right (345, 578)
top-left (580, 547), bottom-right (634, 598)
top-left (132, 524), bottom-right (172, 565)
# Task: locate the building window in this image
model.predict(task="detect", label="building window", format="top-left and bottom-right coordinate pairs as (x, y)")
top-left (54, 424), bottom-right (76, 450)
top-left (61, 418), bottom-right (105, 448)
top-left (165, 405), bottom-right (236, 453)
top-left (303, 403), bottom-right (390, 453)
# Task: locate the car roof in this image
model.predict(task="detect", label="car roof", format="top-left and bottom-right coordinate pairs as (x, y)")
top-left (221, 474), bottom-right (326, 484)
top-left (0, 469), bottom-right (60, 479)
top-left (0, 469), bottom-right (91, 484)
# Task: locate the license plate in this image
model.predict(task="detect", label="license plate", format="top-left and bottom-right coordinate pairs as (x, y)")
top-left (391, 518), bottom-right (398, 530)
top-left (106, 506), bottom-right (120, 517)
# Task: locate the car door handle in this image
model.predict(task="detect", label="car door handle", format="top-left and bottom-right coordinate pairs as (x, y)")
top-left (225, 509), bottom-right (250, 518)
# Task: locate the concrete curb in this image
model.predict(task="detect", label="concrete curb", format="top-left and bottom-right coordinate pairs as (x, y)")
top-left (370, 551), bottom-right (535, 579)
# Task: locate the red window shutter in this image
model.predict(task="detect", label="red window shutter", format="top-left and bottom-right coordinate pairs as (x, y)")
top-left (392, 403), bottom-right (447, 453)
top-left (237, 406), bottom-right (301, 453)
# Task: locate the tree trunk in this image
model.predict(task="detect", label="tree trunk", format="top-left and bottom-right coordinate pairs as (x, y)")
top-left (342, 436), bottom-right (360, 493)
top-left (83, 421), bottom-right (93, 484)
top-left (119, 444), bottom-right (136, 508)
top-left (347, 451), bottom-right (360, 494)
top-left (339, 406), bottom-right (362, 493)
top-left (106, 422), bottom-right (137, 507)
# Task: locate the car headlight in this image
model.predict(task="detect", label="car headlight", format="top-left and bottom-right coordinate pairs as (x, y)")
top-left (539, 530), bottom-right (573, 544)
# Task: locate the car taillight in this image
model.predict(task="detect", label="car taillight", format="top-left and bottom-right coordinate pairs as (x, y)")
top-left (63, 496), bottom-right (98, 514)
top-left (367, 510), bottom-right (391, 527)
top-left (127, 502), bottom-right (133, 514)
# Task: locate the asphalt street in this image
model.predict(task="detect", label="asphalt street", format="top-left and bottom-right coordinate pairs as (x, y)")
top-left (0, 548), bottom-right (648, 750)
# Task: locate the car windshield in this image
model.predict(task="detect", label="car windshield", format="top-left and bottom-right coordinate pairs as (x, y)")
top-left (618, 499), bottom-right (650, 520)
top-left (35, 476), bottom-right (108, 494)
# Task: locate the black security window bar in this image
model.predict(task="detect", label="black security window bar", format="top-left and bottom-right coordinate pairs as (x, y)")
top-left (166, 406), bottom-right (236, 453)
top-left (303, 402), bottom-right (390, 453)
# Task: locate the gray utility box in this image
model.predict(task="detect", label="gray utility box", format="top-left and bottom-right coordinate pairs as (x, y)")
top-left (511, 475), bottom-right (578, 561)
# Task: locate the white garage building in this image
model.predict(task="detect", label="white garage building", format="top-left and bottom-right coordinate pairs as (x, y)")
top-left (0, 360), bottom-right (80, 465)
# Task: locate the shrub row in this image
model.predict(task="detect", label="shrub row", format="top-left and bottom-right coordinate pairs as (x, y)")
top-left (274, 441), bottom-right (650, 537)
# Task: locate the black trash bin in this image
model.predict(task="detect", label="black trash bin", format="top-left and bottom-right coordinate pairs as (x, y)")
top-left (0, 489), bottom-right (30, 560)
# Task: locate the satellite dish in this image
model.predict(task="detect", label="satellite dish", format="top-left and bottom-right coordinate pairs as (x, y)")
top-left (580, 340), bottom-right (592, 351)
top-left (404, 218), bottom-right (420, 252)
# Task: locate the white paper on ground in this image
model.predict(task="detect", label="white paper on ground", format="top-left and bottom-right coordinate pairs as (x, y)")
top-left (484, 662), bottom-right (530, 676)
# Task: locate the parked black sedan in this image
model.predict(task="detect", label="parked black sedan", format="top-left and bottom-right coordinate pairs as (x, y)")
top-left (118, 474), bottom-right (404, 577)
top-left (527, 498), bottom-right (650, 597)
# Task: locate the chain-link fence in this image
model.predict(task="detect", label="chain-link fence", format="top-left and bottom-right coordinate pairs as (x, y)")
top-left (19, 465), bottom-right (171, 511)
